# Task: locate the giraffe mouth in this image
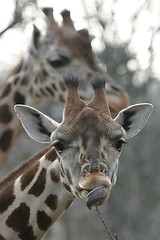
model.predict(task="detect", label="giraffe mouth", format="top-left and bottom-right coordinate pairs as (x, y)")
top-left (78, 173), bottom-right (112, 208)
top-left (80, 186), bottom-right (110, 209)
top-left (86, 186), bottom-right (110, 209)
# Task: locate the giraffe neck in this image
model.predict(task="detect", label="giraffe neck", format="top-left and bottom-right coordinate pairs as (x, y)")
top-left (0, 148), bottom-right (75, 240)
top-left (0, 51), bottom-right (64, 168)
top-left (0, 58), bottom-right (31, 168)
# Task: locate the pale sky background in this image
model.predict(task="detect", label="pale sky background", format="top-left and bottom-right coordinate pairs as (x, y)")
top-left (0, 0), bottom-right (160, 80)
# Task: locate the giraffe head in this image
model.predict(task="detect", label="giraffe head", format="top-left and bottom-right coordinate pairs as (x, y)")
top-left (27, 7), bottom-right (129, 111)
top-left (14, 74), bottom-right (152, 208)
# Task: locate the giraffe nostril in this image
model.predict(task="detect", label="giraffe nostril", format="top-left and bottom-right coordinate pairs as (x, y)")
top-left (97, 163), bottom-right (108, 175)
top-left (81, 164), bottom-right (91, 177)
top-left (81, 162), bottom-right (108, 177)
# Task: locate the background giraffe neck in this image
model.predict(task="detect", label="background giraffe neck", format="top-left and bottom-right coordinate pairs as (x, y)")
top-left (0, 54), bottom-right (47, 169)
top-left (0, 148), bottom-right (75, 240)
top-left (0, 50), bottom-right (55, 169)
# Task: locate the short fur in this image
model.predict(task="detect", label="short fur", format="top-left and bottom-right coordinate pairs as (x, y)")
top-left (0, 146), bottom-right (51, 192)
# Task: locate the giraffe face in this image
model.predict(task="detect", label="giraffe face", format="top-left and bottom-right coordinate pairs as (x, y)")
top-left (50, 107), bottom-right (126, 199)
top-left (26, 8), bottom-right (129, 111)
top-left (14, 74), bottom-right (152, 207)
top-left (29, 15), bottom-right (98, 103)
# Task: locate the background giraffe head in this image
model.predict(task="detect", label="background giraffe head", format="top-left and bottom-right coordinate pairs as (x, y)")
top-left (25, 7), bottom-right (129, 111)
top-left (14, 74), bottom-right (152, 207)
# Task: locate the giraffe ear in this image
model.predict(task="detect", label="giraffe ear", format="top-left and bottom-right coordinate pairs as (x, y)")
top-left (114, 103), bottom-right (153, 139)
top-left (14, 105), bottom-right (59, 143)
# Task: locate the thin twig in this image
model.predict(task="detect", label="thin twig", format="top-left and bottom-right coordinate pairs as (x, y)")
top-left (95, 206), bottom-right (127, 240)
top-left (95, 206), bottom-right (115, 240)
top-left (115, 234), bottom-right (119, 240)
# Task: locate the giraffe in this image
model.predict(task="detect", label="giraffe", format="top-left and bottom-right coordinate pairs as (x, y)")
top-left (0, 7), bottom-right (129, 169)
top-left (0, 74), bottom-right (152, 240)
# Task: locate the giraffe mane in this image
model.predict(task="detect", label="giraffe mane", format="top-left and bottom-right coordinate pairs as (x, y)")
top-left (0, 146), bottom-right (51, 192)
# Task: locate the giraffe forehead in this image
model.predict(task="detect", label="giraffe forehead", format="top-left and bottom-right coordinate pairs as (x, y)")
top-left (45, 25), bottom-right (90, 47)
top-left (38, 27), bottom-right (95, 70)
top-left (77, 108), bottom-right (113, 133)
top-left (79, 116), bottom-right (125, 148)
top-left (57, 108), bottom-right (123, 144)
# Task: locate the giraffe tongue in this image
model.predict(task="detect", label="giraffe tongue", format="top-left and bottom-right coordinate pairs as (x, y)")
top-left (86, 186), bottom-right (108, 210)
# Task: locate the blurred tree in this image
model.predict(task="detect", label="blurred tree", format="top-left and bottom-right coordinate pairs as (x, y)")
top-left (0, 0), bottom-right (38, 36)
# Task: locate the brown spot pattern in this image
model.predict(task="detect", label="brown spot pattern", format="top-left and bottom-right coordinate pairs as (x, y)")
top-left (45, 148), bottom-right (57, 162)
top-left (21, 161), bottom-right (39, 191)
top-left (50, 169), bottom-right (59, 183)
top-left (45, 86), bottom-right (55, 97)
top-left (0, 129), bottom-right (13, 151)
top-left (59, 94), bottom-right (65, 103)
top-left (0, 234), bottom-right (6, 240)
top-left (14, 77), bottom-right (20, 85)
top-left (0, 105), bottom-right (12, 123)
top-left (52, 83), bottom-right (57, 91)
top-left (37, 210), bottom-right (52, 231)
top-left (21, 76), bottom-right (29, 85)
top-left (45, 194), bottom-right (58, 210)
top-left (28, 168), bottom-right (46, 197)
top-left (6, 203), bottom-right (30, 233)
top-left (18, 226), bottom-right (36, 240)
top-left (14, 91), bottom-right (25, 104)
top-left (0, 84), bottom-right (11, 98)
top-left (34, 75), bottom-right (39, 84)
top-left (29, 86), bottom-right (33, 95)
top-left (40, 88), bottom-right (48, 97)
top-left (0, 183), bottom-right (15, 213)
top-left (59, 81), bottom-right (66, 92)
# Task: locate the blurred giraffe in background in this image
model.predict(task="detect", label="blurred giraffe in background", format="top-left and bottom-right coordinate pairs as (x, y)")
top-left (0, 8), bottom-right (129, 169)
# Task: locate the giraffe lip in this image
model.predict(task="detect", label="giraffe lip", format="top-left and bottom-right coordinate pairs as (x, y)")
top-left (80, 189), bottom-right (90, 198)
top-left (86, 186), bottom-right (109, 209)
top-left (80, 185), bottom-right (108, 199)
top-left (79, 174), bottom-right (111, 191)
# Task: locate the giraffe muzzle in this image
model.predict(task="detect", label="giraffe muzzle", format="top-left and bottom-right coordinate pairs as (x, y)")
top-left (79, 175), bottom-right (111, 208)
top-left (80, 162), bottom-right (108, 177)
top-left (79, 173), bottom-right (111, 191)
top-left (79, 162), bottom-right (111, 201)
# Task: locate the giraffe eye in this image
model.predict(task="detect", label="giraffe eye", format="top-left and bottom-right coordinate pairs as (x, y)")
top-left (52, 140), bottom-right (66, 153)
top-left (114, 138), bottom-right (126, 152)
top-left (47, 55), bottom-right (70, 68)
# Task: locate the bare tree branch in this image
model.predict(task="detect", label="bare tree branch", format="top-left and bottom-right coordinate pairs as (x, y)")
top-left (0, 0), bottom-right (22, 36)
top-left (0, 0), bottom-right (38, 37)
